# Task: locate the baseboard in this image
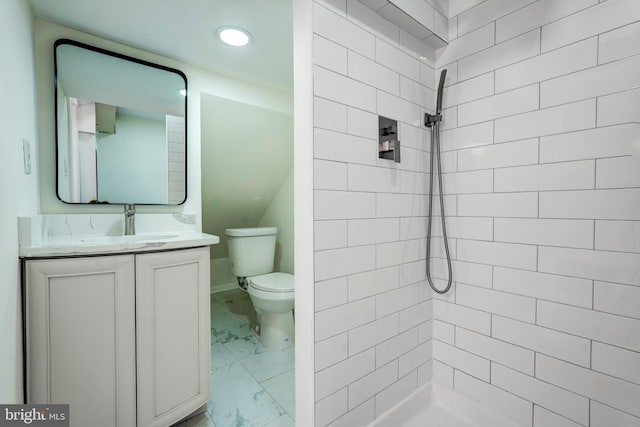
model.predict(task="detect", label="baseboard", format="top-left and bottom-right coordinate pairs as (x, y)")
top-left (210, 282), bottom-right (239, 294)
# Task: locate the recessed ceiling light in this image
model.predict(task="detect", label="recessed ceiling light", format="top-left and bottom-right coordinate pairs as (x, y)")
top-left (178, 89), bottom-right (187, 96)
top-left (217, 27), bottom-right (252, 47)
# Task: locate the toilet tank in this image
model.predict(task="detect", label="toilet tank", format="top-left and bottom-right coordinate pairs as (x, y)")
top-left (225, 227), bottom-right (277, 277)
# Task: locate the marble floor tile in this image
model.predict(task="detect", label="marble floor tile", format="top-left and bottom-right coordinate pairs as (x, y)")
top-left (211, 311), bottom-right (253, 344)
top-left (284, 346), bottom-right (295, 359)
top-left (261, 370), bottom-right (295, 420)
top-left (224, 335), bottom-right (295, 382)
top-left (211, 298), bottom-right (230, 317)
top-left (263, 415), bottom-right (295, 427)
top-left (211, 341), bottom-right (236, 369)
top-left (172, 411), bottom-right (216, 427)
top-left (214, 289), bottom-right (255, 316)
top-left (209, 361), bottom-right (287, 427)
top-left (209, 289), bottom-right (295, 427)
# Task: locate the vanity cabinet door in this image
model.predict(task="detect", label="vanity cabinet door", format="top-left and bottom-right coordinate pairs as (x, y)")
top-left (25, 255), bottom-right (136, 427)
top-left (135, 247), bottom-right (211, 427)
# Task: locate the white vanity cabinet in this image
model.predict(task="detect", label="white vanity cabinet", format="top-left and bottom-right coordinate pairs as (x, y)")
top-left (135, 248), bottom-right (211, 427)
top-left (25, 246), bottom-right (211, 427)
top-left (26, 255), bottom-right (137, 426)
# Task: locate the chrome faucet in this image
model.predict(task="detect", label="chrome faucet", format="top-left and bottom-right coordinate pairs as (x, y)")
top-left (124, 204), bottom-right (136, 235)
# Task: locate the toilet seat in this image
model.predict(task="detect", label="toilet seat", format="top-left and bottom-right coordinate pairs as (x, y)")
top-left (249, 272), bottom-right (294, 292)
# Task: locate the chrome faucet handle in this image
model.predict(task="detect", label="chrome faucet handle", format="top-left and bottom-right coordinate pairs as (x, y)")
top-left (124, 204), bottom-right (136, 235)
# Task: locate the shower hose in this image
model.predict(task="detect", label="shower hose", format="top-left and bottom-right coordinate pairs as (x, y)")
top-left (425, 69), bottom-right (453, 295)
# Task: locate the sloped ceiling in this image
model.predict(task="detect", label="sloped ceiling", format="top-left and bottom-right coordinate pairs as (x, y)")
top-left (201, 94), bottom-right (293, 258)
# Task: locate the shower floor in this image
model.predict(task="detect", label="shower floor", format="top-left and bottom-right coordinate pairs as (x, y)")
top-left (398, 403), bottom-right (477, 427)
top-left (372, 382), bottom-right (524, 427)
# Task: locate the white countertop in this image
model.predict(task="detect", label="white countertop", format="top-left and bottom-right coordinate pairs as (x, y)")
top-left (20, 231), bottom-right (220, 258)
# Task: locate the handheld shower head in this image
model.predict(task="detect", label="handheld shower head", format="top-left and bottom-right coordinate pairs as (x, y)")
top-left (424, 68), bottom-right (448, 128)
top-left (435, 69), bottom-right (447, 114)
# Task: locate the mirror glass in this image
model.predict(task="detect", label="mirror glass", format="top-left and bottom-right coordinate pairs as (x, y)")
top-left (55, 39), bottom-right (187, 205)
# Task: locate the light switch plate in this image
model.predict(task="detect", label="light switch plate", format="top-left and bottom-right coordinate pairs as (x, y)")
top-left (22, 138), bottom-right (31, 175)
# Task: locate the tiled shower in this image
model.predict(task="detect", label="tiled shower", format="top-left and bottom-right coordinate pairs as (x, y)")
top-left (311, 0), bottom-right (640, 426)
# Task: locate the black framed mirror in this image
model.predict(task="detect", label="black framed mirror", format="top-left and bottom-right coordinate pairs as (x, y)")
top-left (54, 39), bottom-right (187, 205)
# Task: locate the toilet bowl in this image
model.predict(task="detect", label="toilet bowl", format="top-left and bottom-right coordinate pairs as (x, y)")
top-left (225, 227), bottom-right (295, 350)
top-left (248, 272), bottom-right (294, 349)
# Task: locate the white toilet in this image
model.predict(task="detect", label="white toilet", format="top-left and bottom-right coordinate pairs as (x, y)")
top-left (225, 227), bottom-right (294, 350)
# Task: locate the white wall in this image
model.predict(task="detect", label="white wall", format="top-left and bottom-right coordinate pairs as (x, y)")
top-left (259, 168), bottom-right (294, 274)
top-left (311, 1), bottom-right (437, 425)
top-left (433, 1), bottom-right (640, 426)
top-left (201, 94), bottom-right (293, 261)
top-left (33, 19), bottom-right (292, 228)
top-left (0, 0), bottom-right (40, 403)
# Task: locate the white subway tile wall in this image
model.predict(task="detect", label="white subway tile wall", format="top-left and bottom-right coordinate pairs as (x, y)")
top-left (313, 0), bottom-right (640, 425)
top-left (429, 1), bottom-right (640, 426)
top-left (312, 0), bottom-right (437, 425)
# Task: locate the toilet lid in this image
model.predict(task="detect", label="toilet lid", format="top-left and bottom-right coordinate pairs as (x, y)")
top-left (250, 272), bottom-right (294, 292)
